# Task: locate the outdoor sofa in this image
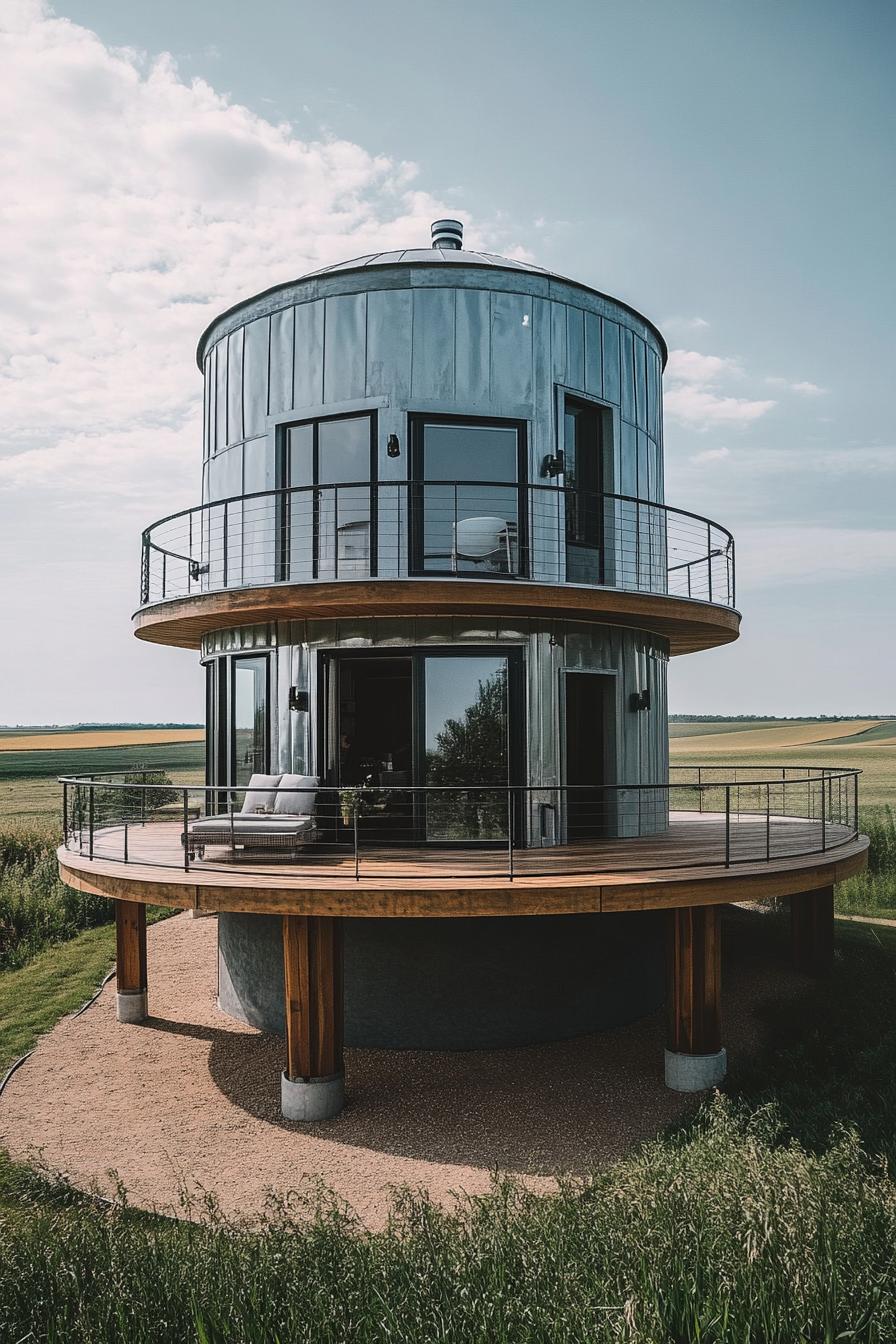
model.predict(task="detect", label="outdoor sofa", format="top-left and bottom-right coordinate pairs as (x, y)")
top-left (182, 773), bottom-right (319, 859)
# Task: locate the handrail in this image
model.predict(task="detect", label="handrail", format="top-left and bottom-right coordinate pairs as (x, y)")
top-left (137, 481), bottom-right (736, 611)
top-left (60, 767), bottom-right (861, 882)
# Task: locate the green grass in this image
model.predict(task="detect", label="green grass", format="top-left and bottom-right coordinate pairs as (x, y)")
top-left (0, 923), bottom-right (116, 1070)
top-left (0, 739), bottom-right (205, 782)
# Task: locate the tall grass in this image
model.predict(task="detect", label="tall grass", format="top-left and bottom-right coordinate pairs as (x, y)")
top-left (837, 806), bottom-right (896, 918)
top-left (0, 826), bottom-right (110, 972)
top-left (1, 1098), bottom-right (895, 1343)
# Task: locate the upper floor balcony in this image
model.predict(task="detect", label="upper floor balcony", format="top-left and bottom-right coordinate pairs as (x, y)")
top-left (137, 480), bottom-right (737, 651)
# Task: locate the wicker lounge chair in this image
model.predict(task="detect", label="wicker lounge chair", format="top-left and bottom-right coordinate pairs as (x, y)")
top-left (183, 774), bottom-right (319, 859)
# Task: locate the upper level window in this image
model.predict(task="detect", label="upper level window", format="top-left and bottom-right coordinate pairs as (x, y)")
top-left (563, 397), bottom-right (605, 584)
top-left (281, 412), bottom-right (377, 581)
top-left (410, 415), bottom-right (527, 577)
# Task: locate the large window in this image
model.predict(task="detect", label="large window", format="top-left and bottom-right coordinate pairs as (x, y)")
top-left (281, 412), bottom-right (376, 581)
top-left (232, 655), bottom-right (269, 788)
top-left (563, 397), bottom-right (605, 584)
top-left (320, 648), bottom-right (522, 844)
top-left (410, 416), bottom-right (527, 576)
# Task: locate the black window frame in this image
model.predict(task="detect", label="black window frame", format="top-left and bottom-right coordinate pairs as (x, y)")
top-left (276, 410), bottom-right (379, 582)
top-left (562, 395), bottom-right (607, 585)
top-left (229, 652), bottom-right (271, 788)
top-left (408, 413), bottom-right (529, 579)
top-left (317, 645), bottom-right (526, 846)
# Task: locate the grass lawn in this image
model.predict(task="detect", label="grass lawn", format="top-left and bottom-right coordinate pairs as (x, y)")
top-left (0, 923), bottom-right (116, 1071)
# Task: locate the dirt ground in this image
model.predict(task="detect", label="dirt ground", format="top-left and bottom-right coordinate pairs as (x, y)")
top-left (0, 910), bottom-right (803, 1228)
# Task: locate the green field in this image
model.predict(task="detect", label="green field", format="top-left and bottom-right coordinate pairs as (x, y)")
top-left (670, 719), bottom-right (896, 810)
top-left (0, 741), bottom-right (206, 824)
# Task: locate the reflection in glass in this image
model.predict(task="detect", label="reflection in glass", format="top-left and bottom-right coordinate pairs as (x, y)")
top-left (419, 422), bottom-right (521, 574)
top-left (424, 655), bottom-right (509, 840)
top-left (285, 416), bottom-right (372, 581)
top-left (564, 400), bottom-right (603, 585)
top-left (233, 657), bottom-right (267, 789)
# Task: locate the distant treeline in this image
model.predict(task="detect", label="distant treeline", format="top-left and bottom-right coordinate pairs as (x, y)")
top-left (670, 714), bottom-right (896, 722)
top-left (0, 723), bottom-right (204, 731)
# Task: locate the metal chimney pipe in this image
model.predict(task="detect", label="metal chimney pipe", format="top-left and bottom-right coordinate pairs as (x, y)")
top-left (431, 219), bottom-right (464, 250)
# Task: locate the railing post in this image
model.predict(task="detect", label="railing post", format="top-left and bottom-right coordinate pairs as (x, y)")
top-left (223, 500), bottom-right (229, 587)
top-left (706, 522), bottom-right (713, 602)
top-left (124, 822), bottom-right (129, 863)
top-left (507, 788), bottom-right (514, 881)
top-left (820, 774), bottom-right (826, 852)
top-left (62, 780), bottom-right (68, 846)
top-left (161, 550), bottom-right (167, 600)
top-left (88, 778), bottom-right (95, 860)
top-left (730, 540), bottom-right (736, 607)
top-left (353, 788), bottom-right (360, 881)
top-left (183, 789), bottom-right (190, 871)
top-left (334, 484), bottom-right (339, 580)
top-left (854, 772), bottom-right (859, 839)
top-left (698, 765), bottom-right (703, 813)
top-left (724, 784), bottom-right (730, 867)
top-left (766, 783), bottom-right (771, 861)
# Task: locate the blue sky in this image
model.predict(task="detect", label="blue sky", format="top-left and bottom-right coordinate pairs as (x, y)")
top-left (0, 0), bottom-right (893, 721)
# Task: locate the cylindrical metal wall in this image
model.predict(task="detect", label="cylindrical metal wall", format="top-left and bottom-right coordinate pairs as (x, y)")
top-left (218, 909), bottom-right (666, 1049)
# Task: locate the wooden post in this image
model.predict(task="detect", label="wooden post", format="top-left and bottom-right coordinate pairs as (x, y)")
top-left (114, 899), bottom-right (147, 1022)
top-left (281, 915), bottom-right (344, 1120)
top-left (665, 904), bottom-right (726, 1090)
top-left (791, 885), bottom-right (834, 976)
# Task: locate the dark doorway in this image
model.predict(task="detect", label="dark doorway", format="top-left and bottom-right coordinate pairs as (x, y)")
top-left (335, 657), bottom-right (413, 787)
top-left (327, 656), bottom-right (414, 846)
top-left (564, 671), bottom-right (613, 839)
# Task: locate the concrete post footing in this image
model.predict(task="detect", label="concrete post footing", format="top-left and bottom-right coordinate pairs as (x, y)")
top-left (116, 990), bottom-right (148, 1024)
top-left (281, 1071), bottom-right (345, 1122)
top-left (664, 1046), bottom-right (727, 1092)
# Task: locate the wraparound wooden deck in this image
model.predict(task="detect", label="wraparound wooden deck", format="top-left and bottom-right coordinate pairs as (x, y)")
top-left (59, 813), bottom-right (869, 918)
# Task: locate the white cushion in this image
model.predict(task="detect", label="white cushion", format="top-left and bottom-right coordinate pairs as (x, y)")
top-left (274, 774), bottom-right (319, 816)
top-left (190, 815), bottom-right (314, 837)
top-left (239, 773), bottom-right (282, 815)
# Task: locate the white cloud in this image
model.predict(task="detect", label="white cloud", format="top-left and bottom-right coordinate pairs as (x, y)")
top-left (663, 315), bottom-right (711, 331)
top-left (737, 526), bottom-right (896, 589)
top-left (0, 2), bottom-right (519, 508)
top-left (664, 348), bottom-right (776, 430)
top-left (665, 349), bottom-right (740, 384)
top-left (766, 376), bottom-right (827, 396)
top-left (689, 446), bottom-right (730, 464)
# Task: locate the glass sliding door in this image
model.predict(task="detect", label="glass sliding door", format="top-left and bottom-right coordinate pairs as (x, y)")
top-left (411, 417), bottom-right (526, 577)
top-left (282, 413), bottom-right (375, 582)
top-left (563, 398), bottom-right (604, 585)
top-left (232, 655), bottom-right (268, 788)
top-left (423, 653), bottom-right (510, 841)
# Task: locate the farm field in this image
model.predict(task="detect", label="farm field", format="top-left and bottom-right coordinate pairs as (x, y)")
top-left (0, 728), bottom-right (203, 752)
top-left (0, 729), bottom-right (205, 824)
top-left (670, 719), bottom-right (896, 810)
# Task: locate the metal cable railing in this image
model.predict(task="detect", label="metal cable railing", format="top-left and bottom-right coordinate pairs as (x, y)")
top-left (61, 767), bottom-right (859, 882)
top-left (139, 482), bottom-right (735, 610)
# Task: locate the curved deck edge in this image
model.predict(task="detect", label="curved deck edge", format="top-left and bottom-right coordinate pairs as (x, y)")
top-left (58, 835), bottom-right (869, 919)
top-left (132, 579), bottom-right (741, 655)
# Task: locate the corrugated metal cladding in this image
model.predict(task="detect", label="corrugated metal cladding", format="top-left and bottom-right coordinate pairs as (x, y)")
top-left (201, 617), bottom-right (670, 837)
top-left (200, 261), bottom-right (664, 510)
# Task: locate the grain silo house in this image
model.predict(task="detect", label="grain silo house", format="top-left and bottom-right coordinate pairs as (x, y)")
top-left (60, 220), bottom-right (867, 1121)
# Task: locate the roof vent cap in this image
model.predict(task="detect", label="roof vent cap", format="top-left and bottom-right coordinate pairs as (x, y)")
top-left (431, 218), bottom-right (464, 250)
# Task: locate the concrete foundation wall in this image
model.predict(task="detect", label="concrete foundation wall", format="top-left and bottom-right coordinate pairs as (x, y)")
top-left (218, 909), bottom-right (666, 1050)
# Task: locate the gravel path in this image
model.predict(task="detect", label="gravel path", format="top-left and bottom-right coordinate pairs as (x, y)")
top-left (0, 910), bottom-right (801, 1227)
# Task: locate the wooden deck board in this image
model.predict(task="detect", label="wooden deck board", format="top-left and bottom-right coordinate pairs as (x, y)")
top-left (58, 813), bottom-right (869, 918)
